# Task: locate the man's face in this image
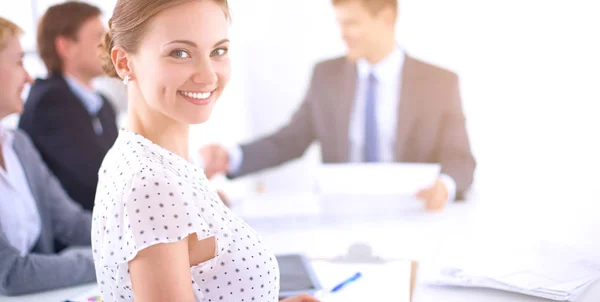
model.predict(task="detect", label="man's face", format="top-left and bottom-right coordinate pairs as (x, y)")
top-left (65, 16), bottom-right (106, 78)
top-left (334, 1), bottom-right (395, 61)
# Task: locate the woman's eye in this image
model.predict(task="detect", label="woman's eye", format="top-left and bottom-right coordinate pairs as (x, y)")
top-left (171, 49), bottom-right (191, 59)
top-left (211, 48), bottom-right (228, 57)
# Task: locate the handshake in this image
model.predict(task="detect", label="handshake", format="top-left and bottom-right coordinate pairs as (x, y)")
top-left (198, 144), bottom-right (230, 179)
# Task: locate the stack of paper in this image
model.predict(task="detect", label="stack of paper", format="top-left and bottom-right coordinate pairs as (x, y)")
top-left (426, 241), bottom-right (600, 301)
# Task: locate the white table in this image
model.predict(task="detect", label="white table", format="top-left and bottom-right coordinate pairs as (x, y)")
top-left (0, 260), bottom-right (413, 302)
top-left (2, 192), bottom-right (599, 302)
top-left (0, 283), bottom-right (96, 302)
top-left (237, 191), bottom-right (600, 302)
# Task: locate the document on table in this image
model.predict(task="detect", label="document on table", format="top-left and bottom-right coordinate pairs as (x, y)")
top-left (312, 260), bottom-right (412, 302)
top-left (234, 192), bottom-right (323, 219)
top-left (425, 241), bottom-right (600, 301)
top-left (315, 163), bottom-right (441, 196)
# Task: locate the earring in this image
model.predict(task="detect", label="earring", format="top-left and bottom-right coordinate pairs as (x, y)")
top-left (123, 75), bottom-right (130, 86)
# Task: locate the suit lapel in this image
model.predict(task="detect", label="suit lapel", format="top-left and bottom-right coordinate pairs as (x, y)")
top-left (334, 60), bottom-right (357, 162)
top-left (395, 55), bottom-right (419, 161)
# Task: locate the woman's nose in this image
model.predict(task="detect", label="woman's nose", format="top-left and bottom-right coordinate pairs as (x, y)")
top-left (191, 59), bottom-right (218, 86)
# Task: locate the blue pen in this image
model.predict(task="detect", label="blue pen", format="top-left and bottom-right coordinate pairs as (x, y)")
top-left (330, 272), bottom-right (362, 293)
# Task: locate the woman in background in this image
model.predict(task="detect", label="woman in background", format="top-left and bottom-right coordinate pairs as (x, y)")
top-left (92, 0), bottom-right (319, 301)
top-left (0, 16), bottom-right (96, 296)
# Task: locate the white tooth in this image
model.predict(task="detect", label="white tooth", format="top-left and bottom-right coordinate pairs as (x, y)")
top-left (181, 91), bottom-right (211, 99)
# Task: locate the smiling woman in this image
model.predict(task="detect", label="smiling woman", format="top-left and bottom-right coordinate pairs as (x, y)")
top-left (91, 1), bottom-right (318, 302)
top-left (0, 17), bottom-right (32, 119)
top-left (100, 0), bottom-right (231, 125)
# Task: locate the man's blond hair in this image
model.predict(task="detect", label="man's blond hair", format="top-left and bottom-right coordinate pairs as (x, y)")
top-left (332, 0), bottom-right (397, 16)
top-left (0, 17), bottom-right (24, 51)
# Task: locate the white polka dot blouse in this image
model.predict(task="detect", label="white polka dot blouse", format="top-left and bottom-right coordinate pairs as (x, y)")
top-left (92, 129), bottom-right (280, 302)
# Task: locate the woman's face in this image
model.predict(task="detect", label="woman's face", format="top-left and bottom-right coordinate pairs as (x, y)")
top-left (129, 0), bottom-right (231, 125)
top-left (0, 35), bottom-right (32, 118)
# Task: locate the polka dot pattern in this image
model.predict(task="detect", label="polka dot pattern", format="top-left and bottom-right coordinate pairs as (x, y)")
top-left (92, 130), bottom-right (280, 301)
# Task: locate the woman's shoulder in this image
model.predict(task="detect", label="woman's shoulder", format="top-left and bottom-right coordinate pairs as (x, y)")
top-left (101, 131), bottom-right (183, 177)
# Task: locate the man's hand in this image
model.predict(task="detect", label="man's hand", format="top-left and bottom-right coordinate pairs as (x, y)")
top-left (416, 178), bottom-right (449, 212)
top-left (199, 144), bottom-right (229, 179)
top-left (280, 293), bottom-right (320, 302)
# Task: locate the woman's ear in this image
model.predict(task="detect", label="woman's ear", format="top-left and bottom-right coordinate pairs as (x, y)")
top-left (111, 46), bottom-right (134, 82)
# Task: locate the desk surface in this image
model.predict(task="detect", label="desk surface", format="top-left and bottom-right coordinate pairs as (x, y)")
top-left (1, 192), bottom-right (598, 302)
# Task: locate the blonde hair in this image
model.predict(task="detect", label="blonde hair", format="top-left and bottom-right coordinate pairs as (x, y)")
top-left (101, 0), bottom-right (230, 79)
top-left (0, 17), bottom-right (24, 51)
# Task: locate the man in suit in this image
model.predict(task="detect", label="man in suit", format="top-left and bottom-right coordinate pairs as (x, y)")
top-left (201, 0), bottom-right (476, 211)
top-left (19, 2), bottom-right (118, 211)
top-left (0, 16), bottom-right (95, 296)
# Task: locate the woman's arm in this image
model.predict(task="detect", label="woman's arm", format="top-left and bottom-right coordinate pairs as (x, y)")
top-left (0, 233), bottom-right (95, 295)
top-left (129, 235), bottom-right (213, 302)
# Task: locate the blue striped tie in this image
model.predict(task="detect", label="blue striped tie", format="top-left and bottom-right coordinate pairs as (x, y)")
top-left (364, 72), bottom-right (379, 162)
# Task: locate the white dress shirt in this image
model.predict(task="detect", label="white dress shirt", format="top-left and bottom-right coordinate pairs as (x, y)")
top-left (223, 46), bottom-right (456, 200)
top-left (0, 127), bottom-right (42, 256)
top-left (351, 47), bottom-right (456, 200)
top-left (348, 46), bottom-right (405, 163)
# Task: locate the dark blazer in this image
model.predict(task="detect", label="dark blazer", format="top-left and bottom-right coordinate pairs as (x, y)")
top-left (19, 73), bottom-right (118, 211)
top-left (237, 55), bottom-right (476, 198)
top-left (0, 129), bottom-right (95, 296)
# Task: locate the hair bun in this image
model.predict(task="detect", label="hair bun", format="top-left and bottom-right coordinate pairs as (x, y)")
top-left (100, 29), bottom-right (119, 78)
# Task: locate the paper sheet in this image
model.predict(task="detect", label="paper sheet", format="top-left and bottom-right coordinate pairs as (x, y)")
top-left (426, 240), bottom-right (600, 301)
top-left (233, 192), bottom-right (323, 219)
top-left (315, 163), bottom-right (441, 196)
top-left (312, 260), bottom-right (411, 302)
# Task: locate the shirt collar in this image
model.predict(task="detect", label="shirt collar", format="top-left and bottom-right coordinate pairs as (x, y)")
top-left (64, 75), bottom-right (103, 115)
top-left (0, 125), bottom-right (15, 147)
top-left (356, 45), bottom-right (405, 83)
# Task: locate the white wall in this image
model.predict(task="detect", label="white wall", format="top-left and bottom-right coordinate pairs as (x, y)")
top-left (224, 0), bottom-right (600, 205)
top-left (2, 0), bottom-right (599, 205)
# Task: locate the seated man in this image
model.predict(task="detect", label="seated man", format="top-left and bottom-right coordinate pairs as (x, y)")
top-left (0, 17), bottom-right (95, 296)
top-left (19, 2), bottom-right (118, 211)
top-left (201, 0), bottom-right (476, 211)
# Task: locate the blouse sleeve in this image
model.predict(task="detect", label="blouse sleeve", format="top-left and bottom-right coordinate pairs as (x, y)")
top-left (100, 167), bottom-right (219, 267)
